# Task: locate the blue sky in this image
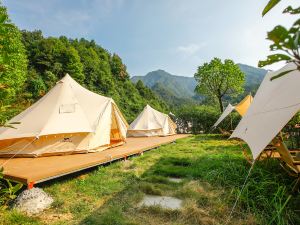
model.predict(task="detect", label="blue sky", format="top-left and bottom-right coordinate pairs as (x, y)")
top-left (3, 0), bottom-right (297, 77)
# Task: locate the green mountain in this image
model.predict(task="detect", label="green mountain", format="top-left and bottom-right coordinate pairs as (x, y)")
top-left (238, 63), bottom-right (268, 93)
top-left (131, 64), bottom-right (267, 106)
top-left (131, 70), bottom-right (196, 98)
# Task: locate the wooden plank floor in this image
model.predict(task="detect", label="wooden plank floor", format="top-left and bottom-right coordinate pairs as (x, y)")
top-left (0, 134), bottom-right (189, 185)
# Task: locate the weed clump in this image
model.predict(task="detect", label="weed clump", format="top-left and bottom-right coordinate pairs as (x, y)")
top-left (139, 183), bottom-right (162, 195)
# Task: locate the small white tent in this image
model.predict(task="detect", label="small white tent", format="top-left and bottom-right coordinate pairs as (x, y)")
top-left (127, 105), bottom-right (177, 137)
top-left (212, 95), bottom-right (253, 129)
top-left (212, 104), bottom-right (235, 128)
top-left (231, 63), bottom-right (300, 160)
top-left (0, 74), bottom-right (129, 157)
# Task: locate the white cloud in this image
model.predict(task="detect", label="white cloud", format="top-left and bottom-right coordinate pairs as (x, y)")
top-left (176, 43), bottom-right (206, 56)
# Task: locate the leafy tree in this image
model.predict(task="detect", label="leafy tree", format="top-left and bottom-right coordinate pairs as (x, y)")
top-left (18, 30), bottom-right (168, 122)
top-left (73, 39), bottom-right (117, 96)
top-left (136, 80), bottom-right (156, 99)
top-left (28, 37), bottom-right (66, 77)
top-left (259, 0), bottom-right (300, 80)
top-left (62, 46), bottom-right (84, 83)
top-left (0, 4), bottom-right (24, 203)
top-left (43, 70), bottom-right (58, 89)
top-left (25, 69), bottom-right (47, 99)
top-left (110, 53), bottom-right (129, 80)
top-left (135, 80), bottom-right (169, 112)
top-left (194, 58), bottom-right (245, 112)
top-left (0, 4), bottom-right (27, 104)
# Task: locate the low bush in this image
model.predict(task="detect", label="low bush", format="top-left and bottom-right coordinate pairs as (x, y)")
top-left (0, 168), bottom-right (23, 208)
top-left (175, 105), bottom-right (241, 134)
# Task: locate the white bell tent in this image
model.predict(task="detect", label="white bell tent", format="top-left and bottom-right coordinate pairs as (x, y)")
top-left (0, 74), bottom-right (129, 157)
top-left (127, 105), bottom-right (177, 137)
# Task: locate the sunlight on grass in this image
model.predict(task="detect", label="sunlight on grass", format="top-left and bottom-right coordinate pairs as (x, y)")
top-left (0, 135), bottom-right (299, 225)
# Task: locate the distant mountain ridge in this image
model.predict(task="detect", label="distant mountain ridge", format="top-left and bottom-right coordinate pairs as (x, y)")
top-left (132, 70), bottom-right (196, 98)
top-left (238, 64), bottom-right (268, 94)
top-left (131, 64), bottom-right (267, 106)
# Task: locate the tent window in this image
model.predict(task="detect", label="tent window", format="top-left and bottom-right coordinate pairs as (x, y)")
top-left (59, 104), bottom-right (76, 114)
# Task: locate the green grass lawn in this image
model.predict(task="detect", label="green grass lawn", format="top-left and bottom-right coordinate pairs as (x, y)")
top-left (1, 135), bottom-right (299, 225)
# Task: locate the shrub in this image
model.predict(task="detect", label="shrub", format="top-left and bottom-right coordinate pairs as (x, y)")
top-left (175, 105), bottom-right (241, 134)
top-left (0, 167), bottom-right (23, 208)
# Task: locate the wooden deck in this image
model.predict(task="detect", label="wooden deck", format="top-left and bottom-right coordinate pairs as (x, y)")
top-left (0, 134), bottom-right (189, 187)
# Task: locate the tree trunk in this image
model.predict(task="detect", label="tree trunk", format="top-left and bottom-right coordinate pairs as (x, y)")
top-left (218, 96), bottom-right (224, 112)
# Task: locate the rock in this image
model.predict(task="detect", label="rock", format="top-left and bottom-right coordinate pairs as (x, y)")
top-left (13, 187), bottom-right (53, 215)
top-left (139, 195), bottom-right (182, 210)
top-left (168, 177), bottom-right (183, 183)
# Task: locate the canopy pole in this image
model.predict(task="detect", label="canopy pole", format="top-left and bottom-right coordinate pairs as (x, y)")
top-left (225, 160), bottom-right (256, 225)
top-left (230, 113), bottom-right (233, 131)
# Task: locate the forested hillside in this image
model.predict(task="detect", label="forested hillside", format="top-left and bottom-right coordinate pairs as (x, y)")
top-left (0, 3), bottom-right (169, 124)
top-left (19, 30), bottom-right (168, 122)
top-left (238, 63), bottom-right (268, 94)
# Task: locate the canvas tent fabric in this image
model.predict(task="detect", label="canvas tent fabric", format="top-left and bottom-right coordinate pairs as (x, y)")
top-left (212, 104), bottom-right (235, 128)
top-left (234, 95), bottom-right (253, 116)
top-left (212, 95), bottom-right (253, 129)
top-left (0, 74), bottom-right (129, 157)
top-left (231, 63), bottom-right (300, 160)
top-left (127, 105), bottom-right (177, 137)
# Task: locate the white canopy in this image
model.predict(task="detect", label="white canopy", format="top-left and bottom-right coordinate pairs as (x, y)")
top-left (212, 104), bottom-right (235, 128)
top-left (0, 74), bottom-right (129, 157)
top-left (212, 95), bottom-right (253, 129)
top-left (127, 105), bottom-right (177, 137)
top-left (231, 63), bottom-right (300, 160)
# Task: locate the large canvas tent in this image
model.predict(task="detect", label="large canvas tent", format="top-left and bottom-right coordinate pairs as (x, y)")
top-left (0, 74), bottom-right (129, 157)
top-left (127, 105), bottom-right (177, 137)
top-left (231, 63), bottom-right (300, 160)
top-left (212, 94), bottom-right (253, 129)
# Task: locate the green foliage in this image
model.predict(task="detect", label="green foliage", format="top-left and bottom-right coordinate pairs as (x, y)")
top-left (262, 0), bottom-right (300, 16)
top-left (175, 105), bottom-right (242, 134)
top-left (259, 23), bottom-right (300, 68)
top-left (0, 4), bottom-right (27, 105)
top-left (62, 46), bottom-right (84, 83)
top-left (15, 30), bottom-right (168, 123)
top-left (25, 69), bottom-right (47, 99)
top-left (132, 65), bottom-right (266, 109)
top-left (176, 105), bottom-right (219, 133)
top-left (111, 53), bottom-right (129, 80)
top-left (135, 80), bottom-right (169, 113)
top-left (283, 5), bottom-right (300, 14)
top-left (259, 1), bottom-right (300, 79)
top-left (194, 58), bottom-right (245, 112)
top-left (0, 167), bottom-right (23, 208)
top-left (262, 0), bottom-right (281, 16)
top-left (283, 113), bottom-right (300, 149)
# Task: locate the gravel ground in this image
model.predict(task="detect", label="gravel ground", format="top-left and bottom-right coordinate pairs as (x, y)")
top-left (13, 187), bottom-right (53, 215)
